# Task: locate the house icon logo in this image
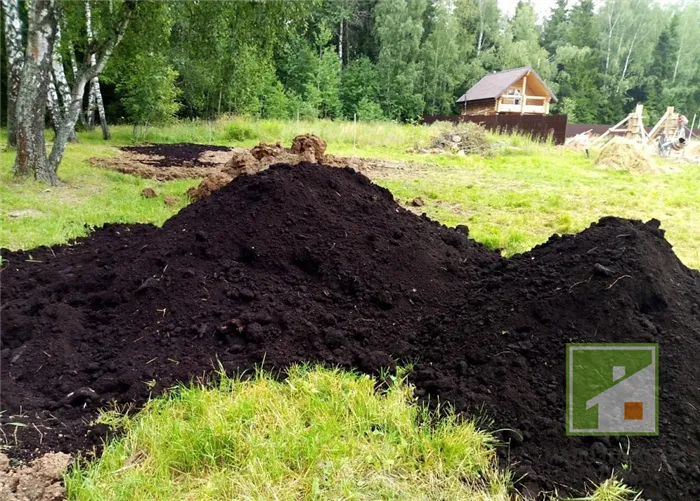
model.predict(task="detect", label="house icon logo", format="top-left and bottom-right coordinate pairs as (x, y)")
top-left (566, 344), bottom-right (658, 436)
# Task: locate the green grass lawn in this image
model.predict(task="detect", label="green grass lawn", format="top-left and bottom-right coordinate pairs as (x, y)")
top-left (62, 365), bottom-right (636, 500)
top-left (1, 137), bottom-right (198, 251)
top-left (372, 149), bottom-right (699, 269)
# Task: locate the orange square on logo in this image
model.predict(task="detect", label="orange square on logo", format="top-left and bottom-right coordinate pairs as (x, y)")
top-left (624, 402), bottom-right (643, 420)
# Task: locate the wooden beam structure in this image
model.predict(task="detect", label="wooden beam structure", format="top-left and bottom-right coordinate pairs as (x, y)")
top-left (647, 106), bottom-right (674, 143)
top-left (591, 114), bottom-right (632, 145)
top-left (592, 103), bottom-right (646, 145)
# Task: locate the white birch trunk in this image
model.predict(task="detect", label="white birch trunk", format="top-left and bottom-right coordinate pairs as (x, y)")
top-left (52, 24), bottom-right (71, 112)
top-left (92, 77), bottom-right (110, 139)
top-left (339, 17), bottom-right (343, 64)
top-left (52, 23), bottom-right (78, 141)
top-left (616, 30), bottom-right (638, 95)
top-left (85, 0), bottom-right (109, 137)
top-left (672, 37), bottom-right (683, 84)
top-left (47, 78), bottom-right (63, 133)
top-left (87, 85), bottom-right (97, 127)
top-left (13, 0), bottom-right (56, 181)
top-left (477, 0), bottom-right (485, 55)
top-left (68, 42), bottom-right (79, 84)
top-left (3, 0), bottom-right (24, 148)
top-left (605, 3), bottom-right (621, 75)
top-left (48, 3), bottom-right (131, 174)
top-left (85, 1), bottom-right (96, 128)
top-left (67, 42), bottom-right (87, 126)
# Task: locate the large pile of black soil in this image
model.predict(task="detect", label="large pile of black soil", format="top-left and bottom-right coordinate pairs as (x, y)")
top-left (2, 163), bottom-right (699, 499)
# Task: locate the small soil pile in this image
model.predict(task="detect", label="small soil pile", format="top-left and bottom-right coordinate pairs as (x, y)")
top-left (186, 150), bottom-right (262, 201)
top-left (187, 135), bottom-right (329, 201)
top-left (0, 452), bottom-right (70, 501)
top-left (291, 134), bottom-right (327, 162)
top-left (595, 139), bottom-right (656, 173)
top-left (2, 164), bottom-right (699, 499)
top-left (250, 141), bottom-right (285, 160)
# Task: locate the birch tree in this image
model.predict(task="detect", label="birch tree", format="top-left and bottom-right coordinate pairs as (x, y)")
top-left (47, 79), bottom-right (63, 134)
top-left (375, 0), bottom-right (427, 120)
top-left (323, 0), bottom-right (357, 67)
top-left (599, 0), bottom-right (623, 75)
top-left (12, 0), bottom-right (56, 179)
top-left (85, 0), bottom-right (110, 139)
top-left (51, 22), bottom-right (78, 141)
top-left (45, 2), bottom-right (133, 181)
top-left (614, 0), bottom-right (657, 95)
top-left (11, 0), bottom-right (134, 184)
top-left (2, 0), bottom-right (24, 148)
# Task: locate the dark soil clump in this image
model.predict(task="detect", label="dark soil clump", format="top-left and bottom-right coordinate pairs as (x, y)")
top-left (121, 143), bottom-right (232, 168)
top-left (2, 163), bottom-right (699, 500)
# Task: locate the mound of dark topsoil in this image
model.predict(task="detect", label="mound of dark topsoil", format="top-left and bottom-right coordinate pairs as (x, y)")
top-left (2, 163), bottom-right (699, 499)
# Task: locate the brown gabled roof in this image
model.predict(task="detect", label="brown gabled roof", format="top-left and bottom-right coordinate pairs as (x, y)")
top-left (456, 67), bottom-right (558, 104)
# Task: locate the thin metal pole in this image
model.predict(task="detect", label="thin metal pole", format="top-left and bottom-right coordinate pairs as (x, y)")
top-left (685, 113), bottom-right (696, 158)
top-left (688, 113), bottom-right (697, 141)
top-left (353, 113), bottom-right (357, 150)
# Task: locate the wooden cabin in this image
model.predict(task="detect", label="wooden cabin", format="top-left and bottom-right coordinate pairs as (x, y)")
top-left (456, 67), bottom-right (557, 116)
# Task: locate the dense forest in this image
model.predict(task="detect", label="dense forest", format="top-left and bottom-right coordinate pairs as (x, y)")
top-left (2, 0), bottom-right (700, 132)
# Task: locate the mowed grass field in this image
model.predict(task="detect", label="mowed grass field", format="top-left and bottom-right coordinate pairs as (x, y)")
top-left (1, 118), bottom-right (698, 269)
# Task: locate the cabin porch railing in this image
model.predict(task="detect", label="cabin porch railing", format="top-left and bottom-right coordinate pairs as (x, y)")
top-left (497, 95), bottom-right (549, 114)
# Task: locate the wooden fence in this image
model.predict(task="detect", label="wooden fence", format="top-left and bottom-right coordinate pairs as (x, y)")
top-left (422, 114), bottom-right (568, 145)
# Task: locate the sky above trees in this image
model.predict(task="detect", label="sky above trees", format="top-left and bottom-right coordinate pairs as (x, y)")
top-left (498, 0), bottom-right (679, 19)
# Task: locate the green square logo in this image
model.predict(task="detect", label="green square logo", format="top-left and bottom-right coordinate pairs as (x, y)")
top-left (566, 344), bottom-right (658, 436)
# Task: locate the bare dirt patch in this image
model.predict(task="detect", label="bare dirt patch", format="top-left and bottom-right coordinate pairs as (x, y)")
top-left (90, 143), bottom-right (237, 181)
top-left (90, 135), bottom-right (417, 190)
top-left (120, 143), bottom-right (233, 168)
top-left (0, 452), bottom-right (70, 501)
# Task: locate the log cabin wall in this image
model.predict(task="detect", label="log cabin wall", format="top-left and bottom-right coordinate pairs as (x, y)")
top-left (460, 99), bottom-right (496, 116)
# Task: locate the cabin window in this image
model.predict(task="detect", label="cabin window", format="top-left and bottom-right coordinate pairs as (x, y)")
top-left (506, 88), bottom-right (521, 105)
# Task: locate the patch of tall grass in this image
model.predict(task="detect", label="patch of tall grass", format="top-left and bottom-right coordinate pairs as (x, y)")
top-left (81, 115), bottom-right (551, 156)
top-left (65, 365), bottom-right (513, 501)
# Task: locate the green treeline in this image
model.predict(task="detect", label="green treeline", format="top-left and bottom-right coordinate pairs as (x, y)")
top-left (5, 0), bottom-right (700, 126)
